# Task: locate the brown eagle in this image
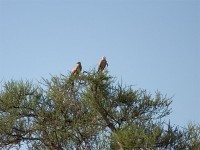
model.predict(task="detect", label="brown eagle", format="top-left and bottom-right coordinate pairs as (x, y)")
top-left (71, 62), bottom-right (82, 76)
top-left (98, 56), bottom-right (108, 73)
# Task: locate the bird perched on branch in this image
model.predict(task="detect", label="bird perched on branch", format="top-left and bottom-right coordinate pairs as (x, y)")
top-left (71, 62), bottom-right (82, 76)
top-left (98, 56), bottom-right (108, 73)
top-left (69, 62), bottom-right (82, 90)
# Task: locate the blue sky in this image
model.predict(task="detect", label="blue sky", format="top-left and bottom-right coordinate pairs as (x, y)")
top-left (0, 0), bottom-right (199, 127)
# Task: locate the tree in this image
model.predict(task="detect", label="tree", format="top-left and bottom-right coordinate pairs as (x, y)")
top-left (0, 70), bottom-right (200, 149)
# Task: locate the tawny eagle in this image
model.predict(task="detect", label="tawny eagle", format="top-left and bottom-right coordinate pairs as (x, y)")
top-left (71, 62), bottom-right (82, 76)
top-left (98, 56), bottom-right (108, 73)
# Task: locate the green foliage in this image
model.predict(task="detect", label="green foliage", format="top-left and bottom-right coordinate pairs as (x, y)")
top-left (0, 71), bottom-right (200, 149)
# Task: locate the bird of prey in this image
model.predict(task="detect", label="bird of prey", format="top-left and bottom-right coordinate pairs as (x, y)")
top-left (98, 56), bottom-right (108, 73)
top-left (71, 62), bottom-right (82, 76)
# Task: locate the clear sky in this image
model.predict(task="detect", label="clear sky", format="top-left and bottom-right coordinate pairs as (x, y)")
top-left (0, 0), bottom-right (199, 127)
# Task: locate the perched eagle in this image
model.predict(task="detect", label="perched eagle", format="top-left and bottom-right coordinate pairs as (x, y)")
top-left (98, 56), bottom-right (108, 73)
top-left (71, 62), bottom-right (82, 76)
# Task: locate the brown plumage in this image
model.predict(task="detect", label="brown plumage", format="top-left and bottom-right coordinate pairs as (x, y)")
top-left (98, 56), bottom-right (108, 73)
top-left (71, 62), bottom-right (82, 76)
top-left (69, 62), bottom-right (82, 89)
